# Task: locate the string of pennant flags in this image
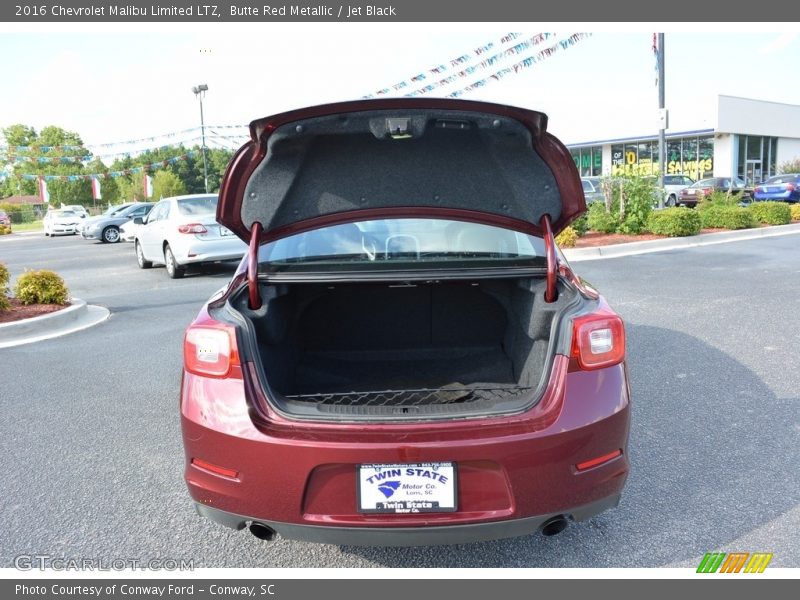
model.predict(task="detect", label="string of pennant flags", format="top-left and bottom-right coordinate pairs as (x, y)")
top-left (405, 32), bottom-right (556, 97)
top-left (363, 32), bottom-right (525, 98)
top-left (0, 125), bottom-right (247, 154)
top-left (2, 33), bottom-right (593, 196)
top-left (447, 33), bottom-right (591, 98)
top-left (1, 135), bottom-right (248, 163)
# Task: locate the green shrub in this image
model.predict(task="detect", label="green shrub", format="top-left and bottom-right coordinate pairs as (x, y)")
top-left (585, 175), bottom-right (656, 235)
top-left (779, 158), bottom-right (800, 174)
top-left (699, 190), bottom-right (740, 209)
top-left (615, 175), bottom-right (656, 234)
top-left (700, 205), bottom-right (755, 230)
top-left (587, 201), bottom-right (619, 233)
top-left (749, 201), bottom-right (791, 225)
top-left (791, 204), bottom-right (800, 221)
top-left (571, 214), bottom-right (589, 236)
top-left (13, 270), bottom-right (70, 305)
top-left (0, 262), bottom-right (11, 312)
top-left (555, 226), bottom-right (578, 248)
top-left (0, 203), bottom-right (37, 224)
top-left (647, 207), bottom-right (702, 237)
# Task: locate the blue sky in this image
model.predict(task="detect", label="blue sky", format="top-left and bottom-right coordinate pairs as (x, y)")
top-left (1, 26), bottom-right (798, 153)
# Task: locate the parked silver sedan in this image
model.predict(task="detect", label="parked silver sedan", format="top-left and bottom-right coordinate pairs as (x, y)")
top-left (133, 194), bottom-right (247, 278)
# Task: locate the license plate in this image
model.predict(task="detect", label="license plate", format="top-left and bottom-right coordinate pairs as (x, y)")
top-left (219, 226), bottom-right (233, 236)
top-left (357, 462), bottom-right (457, 513)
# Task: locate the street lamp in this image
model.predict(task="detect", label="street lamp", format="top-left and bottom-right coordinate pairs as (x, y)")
top-left (192, 84), bottom-right (209, 193)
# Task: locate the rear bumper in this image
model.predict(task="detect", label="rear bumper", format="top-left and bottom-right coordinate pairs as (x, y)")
top-left (193, 492), bottom-right (622, 546)
top-left (754, 192), bottom-right (799, 202)
top-left (181, 359), bottom-right (631, 545)
top-left (171, 238), bottom-right (247, 265)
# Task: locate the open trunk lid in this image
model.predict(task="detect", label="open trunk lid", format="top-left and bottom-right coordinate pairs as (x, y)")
top-left (217, 98), bottom-right (586, 243)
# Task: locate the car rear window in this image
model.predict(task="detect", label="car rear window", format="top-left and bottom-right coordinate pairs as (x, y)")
top-left (692, 179), bottom-right (715, 187)
top-left (765, 175), bottom-right (799, 184)
top-left (176, 196), bottom-right (218, 216)
top-left (259, 218), bottom-right (547, 272)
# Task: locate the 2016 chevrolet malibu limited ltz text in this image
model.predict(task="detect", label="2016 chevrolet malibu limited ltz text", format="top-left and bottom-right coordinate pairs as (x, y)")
top-left (180, 99), bottom-right (631, 546)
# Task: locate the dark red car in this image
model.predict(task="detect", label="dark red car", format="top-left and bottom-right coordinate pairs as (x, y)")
top-left (181, 99), bottom-right (630, 546)
top-left (678, 177), bottom-right (753, 207)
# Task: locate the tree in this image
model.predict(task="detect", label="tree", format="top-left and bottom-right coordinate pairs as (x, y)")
top-left (779, 158), bottom-right (800, 174)
top-left (152, 170), bottom-right (186, 200)
top-left (1, 125), bottom-right (93, 205)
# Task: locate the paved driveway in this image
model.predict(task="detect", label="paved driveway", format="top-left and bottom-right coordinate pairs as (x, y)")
top-left (1, 232), bottom-right (798, 568)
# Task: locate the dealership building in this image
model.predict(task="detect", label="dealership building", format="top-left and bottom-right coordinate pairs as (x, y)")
top-left (567, 95), bottom-right (800, 184)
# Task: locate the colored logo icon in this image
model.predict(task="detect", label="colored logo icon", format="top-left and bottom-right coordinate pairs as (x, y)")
top-left (697, 552), bottom-right (773, 573)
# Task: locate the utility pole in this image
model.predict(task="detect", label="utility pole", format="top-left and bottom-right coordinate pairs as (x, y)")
top-left (657, 33), bottom-right (666, 209)
top-left (192, 84), bottom-right (209, 193)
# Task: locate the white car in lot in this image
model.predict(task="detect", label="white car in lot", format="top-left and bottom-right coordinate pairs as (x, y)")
top-left (119, 219), bottom-right (140, 242)
top-left (133, 194), bottom-right (247, 278)
top-left (662, 174), bottom-right (695, 206)
top-left (43, 209), bottom-right (84, 236)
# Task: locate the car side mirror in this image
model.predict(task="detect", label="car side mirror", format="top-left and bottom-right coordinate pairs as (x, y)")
top-left (81, 214), bottom-right (86, 218)
top-left (133, 217), bottom-right (144, 225)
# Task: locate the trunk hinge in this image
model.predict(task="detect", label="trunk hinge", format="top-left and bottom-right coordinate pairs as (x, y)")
top-left (540, 214), bottom-right (558, 303)
top-left (248, 222), bottom-right (263, 310)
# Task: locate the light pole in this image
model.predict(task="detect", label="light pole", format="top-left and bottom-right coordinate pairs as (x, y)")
top-left (657, 34), bottom-right (666, 208)
top-left (192, 84), bottom-right (209, 193)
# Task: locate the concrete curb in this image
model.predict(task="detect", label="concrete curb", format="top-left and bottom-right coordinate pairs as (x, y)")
top-left (0, 298), bottom-right (110, 349)
top-left (563, 222), bottom-right (800, 262)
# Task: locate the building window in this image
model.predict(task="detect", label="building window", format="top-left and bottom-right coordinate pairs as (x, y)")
top-left (608, 136), bottom-right (713, 178)
top-left (571, 146), bottom-right (602, 176)
top-left (611, 144), bottom-right (625, 172)
top-left (667, 139), bottom-right (682, 175)
top-left (737, 135), bottom-right (778, 183)
top-left (698, 137), bottom-right (714, 180)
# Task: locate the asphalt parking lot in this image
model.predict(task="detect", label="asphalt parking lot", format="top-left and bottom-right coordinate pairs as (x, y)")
top-left (1, 231), bottom-right (798, 568)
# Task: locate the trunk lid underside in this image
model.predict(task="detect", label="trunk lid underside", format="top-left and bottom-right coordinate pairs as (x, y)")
top-left (218, 99), bottom-right (586, 243)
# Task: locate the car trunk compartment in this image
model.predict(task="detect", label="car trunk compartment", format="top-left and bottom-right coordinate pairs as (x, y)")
top-left (230, 276), bottom-right (576, 420)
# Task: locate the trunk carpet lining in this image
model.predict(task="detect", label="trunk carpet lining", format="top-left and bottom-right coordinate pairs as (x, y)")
top-left (292, 345), bottom-right (515, 394)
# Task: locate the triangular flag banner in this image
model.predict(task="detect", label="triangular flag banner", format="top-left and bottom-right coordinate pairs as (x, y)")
top-left (91, 176), bottom-right (102, 200)
top-left (144, 175), bottom-right (154, 198)
top-left (38, 176), bottom-right (50, 203)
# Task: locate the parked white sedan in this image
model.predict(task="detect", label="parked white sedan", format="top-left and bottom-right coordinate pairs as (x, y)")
top-left (43, 209), bottom-right (84, 236)
top-left (119, 219), bottom-right (140, 242)
top-left (133, 194), bottom-right (247, 278)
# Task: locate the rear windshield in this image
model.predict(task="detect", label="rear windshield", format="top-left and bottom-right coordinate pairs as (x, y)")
top-left (692, 179), bottom-right (716, 187)
top-left (765, 175), bottom-right (799, 184)
top-left (177, 196), bottom-right (218, 216)
top-left (51, 210), bottom-right (77, 217)
top-left (259, 218), bottom-right (547, 272)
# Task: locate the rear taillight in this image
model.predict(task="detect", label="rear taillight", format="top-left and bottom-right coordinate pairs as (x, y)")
top-left (571, 310), bottom-right (625, 370)
top-left (786, 183), bottom-right (796, 192)
top-left (755, 186), bottom-right (763, 193)
top-left (184, 323), bottom-right (240, 377)
top-left (178, 223), bottom-right (208, 234)
top-left (702, 188), bottom-right (713, 196)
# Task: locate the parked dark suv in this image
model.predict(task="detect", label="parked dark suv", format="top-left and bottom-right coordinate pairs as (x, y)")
top-left (180, 99), bottom-right (631, 546)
